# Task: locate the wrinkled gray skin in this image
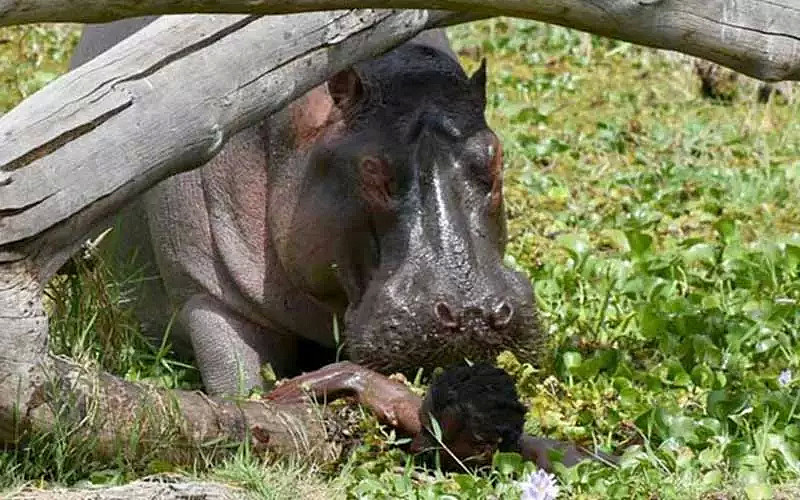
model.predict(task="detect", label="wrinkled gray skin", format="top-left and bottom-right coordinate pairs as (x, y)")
top-left (70, 18), bottom-right (540, 396)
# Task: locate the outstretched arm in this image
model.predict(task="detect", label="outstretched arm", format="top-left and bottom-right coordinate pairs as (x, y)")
top-left (266, 361), bottom-right (423, 434)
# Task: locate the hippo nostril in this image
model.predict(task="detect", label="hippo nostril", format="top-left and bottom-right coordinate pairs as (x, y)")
top-left (434, 301), bottom-right (459, 329)
top-left (490, 300), bottom-right (514, 329)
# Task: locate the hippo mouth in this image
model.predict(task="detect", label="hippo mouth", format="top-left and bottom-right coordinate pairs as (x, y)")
top-left (343, 304), bottom-right (543, 375)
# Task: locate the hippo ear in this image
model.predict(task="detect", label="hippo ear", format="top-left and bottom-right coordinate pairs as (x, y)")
top-left (328, 68), bottom-right (364, 109)
top-left (469, 58), bottom-right (487, 107)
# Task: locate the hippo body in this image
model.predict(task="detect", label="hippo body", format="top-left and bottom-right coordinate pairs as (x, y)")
top-left (70, 17), bottom-right (540, 395)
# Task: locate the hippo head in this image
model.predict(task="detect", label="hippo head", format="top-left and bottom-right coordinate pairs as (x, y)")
top-left (276, 44), bottom-right (541, 374)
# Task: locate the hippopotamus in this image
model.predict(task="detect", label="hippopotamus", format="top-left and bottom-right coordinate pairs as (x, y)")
top-left (70, 17), bottom-right (541, 396)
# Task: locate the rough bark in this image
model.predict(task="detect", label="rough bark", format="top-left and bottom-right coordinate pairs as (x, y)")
top-left (1, 1), bottom-right (799, 81)
top-left (35, 357), bottom-right (338, 463)
top-left (0, 9), bottom-right (449, 466)
top-left (0, 264), bottom-right (339, 466)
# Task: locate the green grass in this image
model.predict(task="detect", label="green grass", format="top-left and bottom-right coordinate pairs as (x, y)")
top-left (2, 17), bottom-right (800, 500)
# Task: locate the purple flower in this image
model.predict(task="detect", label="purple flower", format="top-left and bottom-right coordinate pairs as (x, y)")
top-left (779, 369), bottom-right (792, 387)
top-left (518, 469), bottom-right (560, 500)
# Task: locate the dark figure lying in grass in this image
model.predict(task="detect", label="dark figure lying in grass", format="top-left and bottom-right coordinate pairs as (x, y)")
top-left (266, 361), bottom-right (618, 472)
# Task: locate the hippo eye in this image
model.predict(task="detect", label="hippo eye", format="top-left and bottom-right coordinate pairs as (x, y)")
top-left (359, 156), bottom-right (396, 211)
top-left (467, 137), bottom-right (503, 189)
top-left (465, 145), bottom-right (491, 188)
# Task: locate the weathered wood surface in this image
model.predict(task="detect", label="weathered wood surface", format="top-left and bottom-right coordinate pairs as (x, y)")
top-left (1, 1), bottom-right (798, 81)
top-left (0, 9), bottom-right (448, 466)
top-left (0, 256), bottom-right (339, 462)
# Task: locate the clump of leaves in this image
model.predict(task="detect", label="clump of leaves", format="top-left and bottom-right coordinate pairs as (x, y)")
top-left (0, 24), bottom-right (79, 112)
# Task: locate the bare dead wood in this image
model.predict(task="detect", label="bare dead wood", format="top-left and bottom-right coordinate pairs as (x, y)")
top-left (0, 262), bottom-right (339, 465)
top-left (1, 1), bottom-right (799, 81)
top-left (0, 9), bottom-right (450, 466)
top-left (32, 357), bottom-right (339, 463)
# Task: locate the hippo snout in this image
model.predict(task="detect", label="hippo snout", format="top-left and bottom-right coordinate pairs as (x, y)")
top-left (344, 268), bottom-right (542, 375)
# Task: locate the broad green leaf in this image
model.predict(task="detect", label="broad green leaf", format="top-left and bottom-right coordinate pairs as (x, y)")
top-left (625, 230), bottom-right (653, 258)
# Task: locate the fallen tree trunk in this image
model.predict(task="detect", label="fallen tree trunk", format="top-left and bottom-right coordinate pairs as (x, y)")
top-left (0, 9), bottom-right (452, 465)
top-left (0, 257), bottom-right (338, 465)
top-left (1, 1), bottom-right (799, 81)
top-left (33, 357), bottom-right (339, 464)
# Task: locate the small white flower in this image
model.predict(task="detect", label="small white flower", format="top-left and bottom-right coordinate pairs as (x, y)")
top-left (518, 469), bottom-right (560, 500)
top-left (779, 369), bottom-right (793, 387)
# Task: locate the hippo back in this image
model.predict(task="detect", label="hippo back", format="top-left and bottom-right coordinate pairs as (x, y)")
top-left (69, 16), bottom-right (158, 69)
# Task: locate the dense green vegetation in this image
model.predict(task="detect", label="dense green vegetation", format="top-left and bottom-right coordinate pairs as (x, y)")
top-left (1, 17), bottom-right (799, 499)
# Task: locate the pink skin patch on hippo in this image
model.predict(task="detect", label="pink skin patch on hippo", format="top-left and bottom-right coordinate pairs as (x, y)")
top-left (290, 86), bottom-right (344, 149)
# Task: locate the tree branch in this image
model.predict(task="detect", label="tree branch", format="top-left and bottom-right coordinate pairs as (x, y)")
top-left (0, 1), bottom-right (798, 81)
top-left (0, 260), bottom-right (339, 466)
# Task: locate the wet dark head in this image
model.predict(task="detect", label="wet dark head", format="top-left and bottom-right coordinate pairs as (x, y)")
top-left (294, 42), bottom-right (541, 373)
top-left (411, 363), bottom-right (527, 467)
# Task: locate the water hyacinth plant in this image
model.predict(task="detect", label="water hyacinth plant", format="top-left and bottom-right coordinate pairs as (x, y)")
top-left (518, 469), bottom-right (561, 500)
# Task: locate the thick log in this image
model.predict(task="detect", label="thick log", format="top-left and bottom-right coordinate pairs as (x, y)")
top-left (0, 1), bottom-right (798, 81)
top-left (0, 9), bottom-right (449, 465)
top-left (0, 263), bottom-right (339, 464)
top-left (0, 260), bottom-right (339, 464)
top-left (32, 358), bottom-right (339, 464)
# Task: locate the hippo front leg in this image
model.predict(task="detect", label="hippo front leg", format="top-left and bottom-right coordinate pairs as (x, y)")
top-left (180, 295), bottom-right (297, 396)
